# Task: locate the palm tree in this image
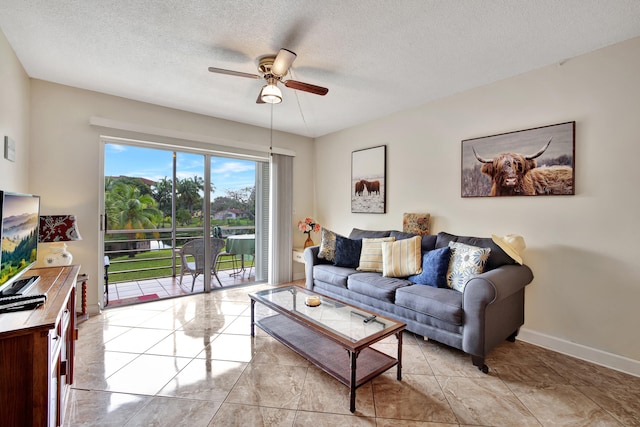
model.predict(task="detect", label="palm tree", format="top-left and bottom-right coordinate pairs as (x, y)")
top-left (105, 183), bottom-right (162, 256)
top-left (176, 176), bottom-right (204, 215)
top-left (152, 177), bottom-right (173, 227)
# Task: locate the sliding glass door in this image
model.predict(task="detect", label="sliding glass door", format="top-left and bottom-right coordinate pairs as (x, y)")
top-left (102, 140), bottom-right (268, 305)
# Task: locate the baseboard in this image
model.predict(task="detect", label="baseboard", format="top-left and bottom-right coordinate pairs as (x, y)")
top-left (518, 328), bottom-right (640, 377)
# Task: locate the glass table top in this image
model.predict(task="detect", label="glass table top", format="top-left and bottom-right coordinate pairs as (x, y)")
top-left (250, 286), bottom-right (404, 343)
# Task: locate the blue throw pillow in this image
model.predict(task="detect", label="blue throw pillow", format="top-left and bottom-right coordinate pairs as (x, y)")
top-left (408, 246), bottom-right (451, 287)
top-left (333, 235), bottom-right (362, 268)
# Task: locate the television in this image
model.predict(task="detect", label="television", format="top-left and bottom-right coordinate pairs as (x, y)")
top-left (0, 191), bottom-right (41, 296)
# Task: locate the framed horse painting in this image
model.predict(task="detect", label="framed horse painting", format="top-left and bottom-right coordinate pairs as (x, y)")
top-left (351, 145), bottom-right (386, 213)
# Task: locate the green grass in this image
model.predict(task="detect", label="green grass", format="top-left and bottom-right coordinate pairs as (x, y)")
top-left (106, 248), bottom-right (252, 283)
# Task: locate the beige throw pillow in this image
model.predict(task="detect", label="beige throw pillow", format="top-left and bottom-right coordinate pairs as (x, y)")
top-left (357, 237), bottom-right (396, 272)
top-left (381, 235), bottom-right (422, 277)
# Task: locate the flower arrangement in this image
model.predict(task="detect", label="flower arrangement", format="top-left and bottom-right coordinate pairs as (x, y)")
top-left (297, 217), bottom-right (321, 235)
top-left (298, 217), bottom-right (321, 248)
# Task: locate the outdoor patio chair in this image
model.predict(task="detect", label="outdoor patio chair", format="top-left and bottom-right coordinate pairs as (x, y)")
top-left (178, 237), bottom-right (226, 291)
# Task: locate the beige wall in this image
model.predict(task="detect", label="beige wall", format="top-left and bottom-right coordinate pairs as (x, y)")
top-left (0, 30), bottom-right (30, 191)
top-left (26, 81), bottom-right (313, 313)
top-left (314, 37), bottom-right (640, 373)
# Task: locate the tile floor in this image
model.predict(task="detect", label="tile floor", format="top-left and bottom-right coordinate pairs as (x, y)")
top-left (106, 267), bottom-right (256, 307)
top-left (67, 281), bottom-right (640, 426)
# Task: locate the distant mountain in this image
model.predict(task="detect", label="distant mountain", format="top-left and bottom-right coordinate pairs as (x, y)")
top-left (2, 212), bottom-right (38, 241)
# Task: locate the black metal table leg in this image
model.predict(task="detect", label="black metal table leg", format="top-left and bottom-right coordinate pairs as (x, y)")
top-left (349, 350), bottom-right (359, 413)
top-left (396, 331), bottom-right (403, 381)
top-left (250, 299), bottom-right (256, 337)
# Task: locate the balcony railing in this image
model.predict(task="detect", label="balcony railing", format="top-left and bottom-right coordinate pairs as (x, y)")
top-left (104, 226), bottom-right (255, 284)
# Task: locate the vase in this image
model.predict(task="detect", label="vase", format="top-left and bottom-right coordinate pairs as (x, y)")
top-left (304, 234), bottom-right (315, 248)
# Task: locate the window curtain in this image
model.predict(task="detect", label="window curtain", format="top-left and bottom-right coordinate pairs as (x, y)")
top-left (269, 153), bottom-right (293, 284)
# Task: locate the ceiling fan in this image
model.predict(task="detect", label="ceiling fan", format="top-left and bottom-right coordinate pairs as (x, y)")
top-left (208, 48), bottom-right (329, 104)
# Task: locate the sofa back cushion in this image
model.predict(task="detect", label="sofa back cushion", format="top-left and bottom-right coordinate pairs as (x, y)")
top-left (435, 231), bottom-right (515, 270)
top-left (390, 230), bottom-right (437, 252)
top-left (349, 228), bottom-right (393, 239)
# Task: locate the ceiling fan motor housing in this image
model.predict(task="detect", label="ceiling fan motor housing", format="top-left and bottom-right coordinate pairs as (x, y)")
top-left (258, 56), bottom-right (279, 77)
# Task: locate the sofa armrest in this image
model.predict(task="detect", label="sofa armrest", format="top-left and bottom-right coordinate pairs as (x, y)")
top-left (463, 264), bottom-right (534, 307)
top-left (304, 246), bottom-right (321, 289)
top-left (462, 264), bottom-right (534, 357)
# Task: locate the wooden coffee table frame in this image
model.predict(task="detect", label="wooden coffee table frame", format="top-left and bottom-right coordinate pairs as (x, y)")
top-left (250, 286), bottom-right (405, 412)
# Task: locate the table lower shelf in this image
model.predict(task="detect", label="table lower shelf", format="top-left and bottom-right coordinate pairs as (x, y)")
top-left (256, 314), bottom-right (398, 388)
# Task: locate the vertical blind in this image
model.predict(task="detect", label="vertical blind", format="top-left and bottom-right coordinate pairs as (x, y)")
top-left (269, 153), bottom-right (293, 284)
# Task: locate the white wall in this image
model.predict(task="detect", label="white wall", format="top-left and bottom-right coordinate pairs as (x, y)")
top-left (28, 80), bottom-right (314, 313)
top-left (314, 37), bottom-right (640, 374)
top-left (0, 29), bottom-right (30, 191)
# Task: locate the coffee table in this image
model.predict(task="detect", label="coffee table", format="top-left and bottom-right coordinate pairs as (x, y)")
top-left (250, 286), bottom-right (405, 412)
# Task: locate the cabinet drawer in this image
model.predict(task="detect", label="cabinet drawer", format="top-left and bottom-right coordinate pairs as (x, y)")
top-left (292, 249), bottom-right (305, 264)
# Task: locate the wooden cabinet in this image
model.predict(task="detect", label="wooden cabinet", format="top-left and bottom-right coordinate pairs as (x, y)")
top-left (0, 265), bottom-right (79, 427)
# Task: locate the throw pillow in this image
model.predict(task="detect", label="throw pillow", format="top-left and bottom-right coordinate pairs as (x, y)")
top-left (357, 237), bottom-right (396, 272)
top-left (446, 242), bottom-right (491, 292)
top-left (381, 235), bottom-right (422, 277)
top-left (317, 228), bottom-right (338, 262)
top-left (333, 235), bottom-right (363, 268)
top-left (408, 246), bottom-right (451, 288)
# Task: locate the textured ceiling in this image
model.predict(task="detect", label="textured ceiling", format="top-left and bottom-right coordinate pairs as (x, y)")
top-left (1, 1), bottom-right (640, 137)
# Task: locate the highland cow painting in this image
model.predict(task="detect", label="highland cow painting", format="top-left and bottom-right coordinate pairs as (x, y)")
top-left (462, 122), bottom-right (575, 197)
top-left (352, 145), bottom-right (386, 213)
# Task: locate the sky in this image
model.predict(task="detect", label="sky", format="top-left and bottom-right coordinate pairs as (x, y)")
top-left (105, 144), bottom-right (256, 197)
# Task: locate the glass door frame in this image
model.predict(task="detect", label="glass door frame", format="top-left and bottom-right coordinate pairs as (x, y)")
top-left (99, 136), bottom-right (269, 307)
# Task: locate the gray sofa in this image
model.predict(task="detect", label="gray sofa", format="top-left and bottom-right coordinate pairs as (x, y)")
top-left (304, 229), bottom-right (534, 373)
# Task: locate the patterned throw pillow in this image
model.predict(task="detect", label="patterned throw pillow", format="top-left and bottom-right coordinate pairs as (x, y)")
top-left (381, 235), bottom-right (422, 277)
top-left (446, 242), bottom-right (491, 292)
top-left (317, 228), bottom-right (337, 262)
top-left (357, 237), bottom-right (396, 272)
top-left (408, 246), bottom-right (451, 288)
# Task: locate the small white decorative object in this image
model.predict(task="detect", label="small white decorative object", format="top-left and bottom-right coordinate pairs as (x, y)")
top-left (45, 242), bottom-right (73, 266)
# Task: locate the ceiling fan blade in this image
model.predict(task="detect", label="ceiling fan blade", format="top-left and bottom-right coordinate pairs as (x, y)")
top-left (284, 80), bottom-right (329, 96)
top-left (256, 90), bottom-right (265, 104)
top-left (271, 49), bottom-right (297, 77)
top-left (208, 67), bottom-right (261, 79)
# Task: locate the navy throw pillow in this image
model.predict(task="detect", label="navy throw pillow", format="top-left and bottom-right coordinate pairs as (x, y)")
top-left (333, 235), bottom-right (362, 268)
top-left (408, 246), bottom-right (451, 287)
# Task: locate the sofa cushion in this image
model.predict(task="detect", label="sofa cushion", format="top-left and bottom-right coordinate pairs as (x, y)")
top-left (408, 246), bottom-right (451, 288)
top-left (349, 228), bottom-right (392, 239)
top-left (390, 231), bottom-right (437, 252)
top-left (395, 285), bottom-right (464, 325)
top-left (381, 235), bottom-right (422, 277)
top-left (347, 272), bottom-right (410, 303)
top-left (317, 228), bottom-right (338, 262)
top-left (446, 242), bottom-right (491, 292)
top-left (313, 264), bottom-right (356, 289)
top-left (357, 237), bottom-right (396, 272)
top-left (436, 231), bottom-right (514, 270)
top-left (333, 235), bottom-right (362, 268)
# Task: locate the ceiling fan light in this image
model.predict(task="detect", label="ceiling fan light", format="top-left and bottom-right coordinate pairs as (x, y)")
top-left (261, 83), bottom-right (282, 104)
